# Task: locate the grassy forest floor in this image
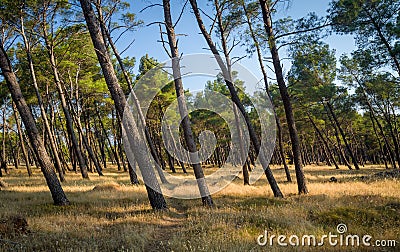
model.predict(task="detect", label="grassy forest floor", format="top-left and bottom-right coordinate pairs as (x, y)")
top-left (0, 164), bottom-right (399, 251)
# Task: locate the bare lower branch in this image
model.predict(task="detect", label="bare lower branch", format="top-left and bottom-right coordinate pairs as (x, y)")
top-left (174, 0), bottom-right (189, 28)
top-left (140, 4), bottom-right (163, 13)
top-left (231, 55), bottom-right (246, 65)
top-left (120, 39), bottom-right (135, 55)
top-left (147, 21), bottom-right (166, 27)
top-left (275, 22), bottom-right (333, 40)
top-left (159, 24), bottom-right (172, 58)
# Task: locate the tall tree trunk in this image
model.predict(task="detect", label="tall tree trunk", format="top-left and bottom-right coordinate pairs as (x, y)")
top-left (370, 112), bottom-right (389, 169)
top-left (163, 0), bottom-right (214, 206)
top-left (65, 89), bottom-right (103, 176)
top-left (19, 23), bottom-right (65, 181)
top-left (189, 0), bottom-right (283, 197)
top-left (0, 43), bottom-right (69, 205)
top-left (94, 1), bottom-right (166, 180)
top-left (258, 0), bottom-right (308, 194)
top-left (324, 104), bottom-right (353, 169)
top-left (352, 71), bottom-right (398, 168)
top-left (166, 126), bottom-right (187, 174)
top-left (96, 106), bottom-right (121, 170)
top-left (233, 105), bottom-right (250, 185)
top-left (128, 158), bottom-right (140, 185)
top-left (242, 1), bottom-right (292, 182)
top-left (213, 0), bottom-right (250, 185)
top-left (375, 102), bottom-right (400, 169)
top-left (367, 105), bottom-right (397, 168)
top-left (41, 15), bottom-right (89, 179)
top-left (79, 0), bottom-right (167, 210)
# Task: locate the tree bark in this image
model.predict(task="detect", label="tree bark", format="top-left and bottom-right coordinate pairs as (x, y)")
top-left (166, 126), bottom-right (187, 173)
top-left (374, 101), bottom-right (400, 169)
top-left (79, 0), bottom-right (167, 210)
top-left (65, 88), bottom-right (104, 176)
top-left (189, 0), bottom-right (283, 197)
top-left (258, 0), bottom-right (308, 194)
top-left (96, 106), bottom-right (121, 170)
top-left (213, 0), bottom-right (250, 185)
top-left (1, 104), bottom-right (7, 175)
top-left (242, 2), bottom-right (292, 182)
top-left (163, 0), bottom-right (214, 206)
top-left (19, 19), bottom-right (66, 181)
top-left (0, 43), bottom-right (69, 206)
top-left (94, 2), bottom-right (167, 180)
top-left (370, 112), bottom-right (389, 169)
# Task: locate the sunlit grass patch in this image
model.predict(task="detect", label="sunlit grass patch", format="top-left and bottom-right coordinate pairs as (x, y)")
top-left (0, 164), bottom-right (398, 251)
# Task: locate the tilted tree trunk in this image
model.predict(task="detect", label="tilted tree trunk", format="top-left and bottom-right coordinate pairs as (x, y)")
top-left (94, 2), bottom-right (168, 183)
top-left (213, 0), bottom-right (250, 185)
top-left (96, 106), bottom-right (122, 169)
top-left (128, 158), bottom-right (140, 185)
top-left (190, 0), bottom-right (283, 197)
top-left (370, 112), bottom-right (389, 169)
top-left (324, 106), bottom-right (352, 169)
top-left (307, 113), bottom-right (340, 169)
top-left (93, 119), bottom-right (107, 168)
top-left (12, 102), bottom-right (32, 176)
top-left (64, 87), bottom-right (103, 176)
top-left (0, 43), bottom-right (69, 205)
top-left (242, 1), bottom-right (292, 182)
top-left (350, 70), bottom-right (398, 168)
top-left (166, 126), bottom-right (187, 174)
top-left (366, 102), bottom-right (397, 169)
top-left (233, 105), bottom-right (250, 185)
top-left (374, 100), bottom-right (400, 169)
top-left (79, 0), bottom-right (167, 210)
top-left (163, 0), bottom-right (214, 206)
top-left (41, 20), bottom-right (89, 179)
top-left (326, 102), bottom-right (360, 170)
top-left (258, 0), bottom-right (308, 194)
top-left (19, 18), bottom-right (65, 181)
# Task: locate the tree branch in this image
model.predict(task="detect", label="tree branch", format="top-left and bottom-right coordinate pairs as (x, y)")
top-left (174, 0), bottom-right (189, 28)
top-left (274, 22), bottom-right (333, 40)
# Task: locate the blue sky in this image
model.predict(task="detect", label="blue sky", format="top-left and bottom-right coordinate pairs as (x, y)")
top-left (117, 0), bottom-right (356, 86)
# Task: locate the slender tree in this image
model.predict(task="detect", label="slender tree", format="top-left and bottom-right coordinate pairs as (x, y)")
top-left (162, 0), bottom-right (214, 206)
top-left (41, 2), bottom-right (89, 179)
top-left (189, 0), bottom-right (283, 197)
top-left (241, 1), bottom-right (292, 182)
top-left (0, 40), bottom-right (69, 206)
top-left (258, 0), bottom-right (308, 194)
top-left (79, 0), bottom-right (167, 210)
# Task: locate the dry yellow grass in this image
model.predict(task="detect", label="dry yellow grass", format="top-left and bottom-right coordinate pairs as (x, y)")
top-left (0, 164), bottom-right (399, 251)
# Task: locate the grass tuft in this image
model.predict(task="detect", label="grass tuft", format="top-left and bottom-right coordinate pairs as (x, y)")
top-left (0, 164), bottom-right (398, 251)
